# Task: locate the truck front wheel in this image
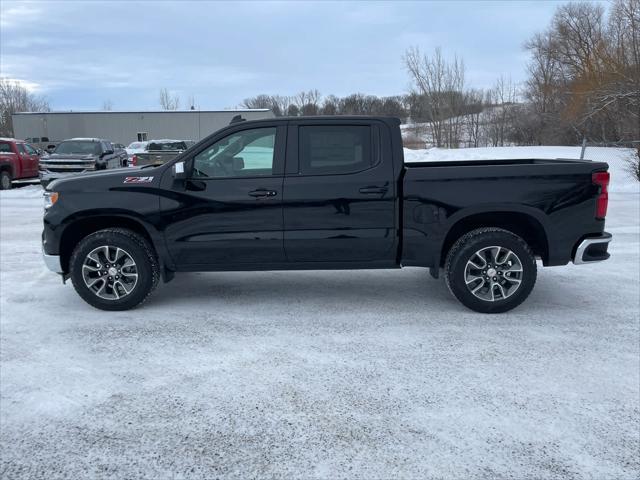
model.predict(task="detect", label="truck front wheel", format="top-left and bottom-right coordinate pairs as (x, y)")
top-left (444, 228), bottom-right (537, 313)
top-left (69, 228), bottom-right (159, 311)
top-left (0, 171), bottom-right (12, 190)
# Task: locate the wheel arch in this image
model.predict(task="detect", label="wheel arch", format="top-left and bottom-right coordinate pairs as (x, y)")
top-left (438, 208), bottom-right (550, 267)
top-left (0, 163), bottom-right (14, 176)
top-left (59, 214), bottom-right (159, 274)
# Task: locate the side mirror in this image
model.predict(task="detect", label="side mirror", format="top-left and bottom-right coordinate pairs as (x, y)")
top-left (172, 161), bottom-right (186, 179)
top-left (232, 157), bottom-right (245, 171)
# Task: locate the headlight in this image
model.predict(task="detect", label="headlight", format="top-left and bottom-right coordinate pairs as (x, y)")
top-left (44, 191), bottom-right (59, 210)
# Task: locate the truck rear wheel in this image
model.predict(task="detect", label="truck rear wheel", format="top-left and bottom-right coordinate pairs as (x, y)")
top-left (444, 228), bottom-right (537, 313)
top-left (69, 228), bottom-right (159, 311)
top-left (0, 171), bottom-right (12, 190)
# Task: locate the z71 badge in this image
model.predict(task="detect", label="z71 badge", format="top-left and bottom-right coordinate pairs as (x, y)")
top-left (123, 176), bottom-right (154, 184)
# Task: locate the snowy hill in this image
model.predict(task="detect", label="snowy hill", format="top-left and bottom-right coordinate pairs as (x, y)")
top-left (403, 146), bottom-right (639, 193)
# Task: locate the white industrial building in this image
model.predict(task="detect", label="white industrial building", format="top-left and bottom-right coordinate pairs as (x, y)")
top-left (11, 109), bottom-right (274, 145)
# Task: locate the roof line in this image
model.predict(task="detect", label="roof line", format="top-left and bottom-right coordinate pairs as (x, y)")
top-left (13, 109), bottom-right (271, 115)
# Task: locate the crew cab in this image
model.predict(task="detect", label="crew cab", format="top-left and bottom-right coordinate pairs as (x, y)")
top-left (0, 138), bottom-right (41, 189)
top-left (39, 138), bottom-right (125, 187)
top-left (41, 117), bottom-right (612, 313)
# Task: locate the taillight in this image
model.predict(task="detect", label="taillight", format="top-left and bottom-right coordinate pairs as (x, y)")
top-left (592, 171), bottom-right (609, 220)
top-left (130, 154), bottom-right (137, 167)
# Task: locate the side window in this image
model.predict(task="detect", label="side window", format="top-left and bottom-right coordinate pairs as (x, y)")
top-left (299, 125), bottom-right (372, 175)
top-left (102, 142), bottom-right (111, 153)
top-left (0, 143), bottom-right (11, 153)
top-left (24, 144), bottom-right (37, 154)
top-left (192, 127), bottom-right (276, 178)
top-left (16, 143), bottom-right (26, 154)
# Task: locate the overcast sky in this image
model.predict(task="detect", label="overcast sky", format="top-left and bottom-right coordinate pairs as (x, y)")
top-left (1, 1), bottom-right (584, 111)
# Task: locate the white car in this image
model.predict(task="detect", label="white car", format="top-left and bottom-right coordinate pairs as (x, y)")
top-left (125, 141), bottom-right (149, 159)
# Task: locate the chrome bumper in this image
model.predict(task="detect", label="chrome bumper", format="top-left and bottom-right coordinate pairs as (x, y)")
top-left (573, 232), bottom-right (612, 265)
top-left (43, 251), bottom-right (63, 273)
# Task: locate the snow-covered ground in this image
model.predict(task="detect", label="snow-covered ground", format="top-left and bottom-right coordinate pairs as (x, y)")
top-left (1, 148), bottom-right (638, 479)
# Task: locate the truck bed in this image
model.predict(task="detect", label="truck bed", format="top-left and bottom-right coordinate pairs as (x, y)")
top-left (401, 157), bottom-right (609, 268)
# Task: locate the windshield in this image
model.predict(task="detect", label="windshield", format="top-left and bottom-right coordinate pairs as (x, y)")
top-left (54, 141), bottom-right (101, 155)
top-left (127, 142), bottom-right (145, 149)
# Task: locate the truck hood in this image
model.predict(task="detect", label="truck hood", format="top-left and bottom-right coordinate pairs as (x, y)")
top-left (47, 165), bottom-right (162, 192)
top-left (44, 153), bottom-right (97, 162)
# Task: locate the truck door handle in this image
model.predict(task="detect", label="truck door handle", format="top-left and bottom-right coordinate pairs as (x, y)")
top-left (359, 186), bottom-right (388, 195)
top-left (248, 189), bottom-right (277, 198)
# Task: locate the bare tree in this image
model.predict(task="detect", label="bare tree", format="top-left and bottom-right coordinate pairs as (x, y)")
top-left (0, 78), bottom-right (50, 137)
top-left (486, 76), bottom-right (518, 146)
top-left (102, 99), bottom-right (113, 111)
top-left (404, 47), bottom-right (466, 147)
top-left (159, 88), bottom-right (180, 110)
top-left (294, 90), bottom-right (321, 115)
top-left (464, 89), bottom-right (485, 147)
top-left (523, 0), bottom-right (640, 143)
top-left (321, 95), bottom-right (340, 115)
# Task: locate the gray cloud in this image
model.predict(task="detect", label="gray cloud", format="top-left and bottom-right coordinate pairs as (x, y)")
top-left (0, 0), bottom-right (561, 110)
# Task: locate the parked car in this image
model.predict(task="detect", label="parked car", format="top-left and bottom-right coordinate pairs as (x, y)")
top-left (39, 138), bottom-right (124, 187)
top-left (125, 141), bottom-right (149, 160)
top-left (42, 116), bottom-right (611, 312)
top-left (130, 139), bottom-right (188, 167)
top-left (0, 138), bottom-right (41, 189)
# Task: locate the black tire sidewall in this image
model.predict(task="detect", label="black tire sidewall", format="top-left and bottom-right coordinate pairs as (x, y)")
top-left (447, 231), bottom-right (537, 313)
top-left (0, 172), bottom-right (12, 190)
top-left (70, 231), bottom-right (155, 311)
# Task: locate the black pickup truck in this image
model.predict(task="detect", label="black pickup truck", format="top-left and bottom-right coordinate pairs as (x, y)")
top-left (42, 116), bottom-right (611, 313)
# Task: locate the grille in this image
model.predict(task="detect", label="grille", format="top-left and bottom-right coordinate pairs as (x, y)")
top-left (41, 162), bottom-right (95, 173)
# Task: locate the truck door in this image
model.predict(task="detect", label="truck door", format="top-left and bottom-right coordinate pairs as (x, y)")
top-left (14, 143), bottom-right (34, 178)
top-left (282, 120), bottom-right (396, 264)
top-left (23, 143), bottom-right (40, 177)
top-left (161, 123), bottom-right (286, 267)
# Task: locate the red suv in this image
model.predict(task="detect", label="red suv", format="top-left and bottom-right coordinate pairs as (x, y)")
top-left (0, 138), bottom-right (41, 189)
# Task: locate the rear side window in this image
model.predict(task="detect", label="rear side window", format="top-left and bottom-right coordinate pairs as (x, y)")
top-left (0, 143), bottom-right (11, 153)
top-left (299, 125), bottom-right (371, 175)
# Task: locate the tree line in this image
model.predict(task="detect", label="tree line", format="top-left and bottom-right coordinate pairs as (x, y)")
top-left (240, 0), bottom-right (639, 147)
top-left (0, 79), bottom-right (50, 138)
top-left (1, 0), bottom-right (637, 148)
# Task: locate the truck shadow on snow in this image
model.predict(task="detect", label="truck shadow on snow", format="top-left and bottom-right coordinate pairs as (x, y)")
top-left (145, 268), bottom-right (552, 315)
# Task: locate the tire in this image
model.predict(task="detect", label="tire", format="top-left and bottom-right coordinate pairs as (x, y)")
top-left (444, 228), bottom-right (537, 313)
top-left (0, 171), bottom-right (12, 190)
top-left (69, 228), bottom-right (159, 311)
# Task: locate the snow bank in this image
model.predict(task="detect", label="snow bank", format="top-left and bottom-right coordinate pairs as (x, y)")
top-left (0, 185), bottom-right (44, 199)
top-left (404, 146), bottom-right (639, 193)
